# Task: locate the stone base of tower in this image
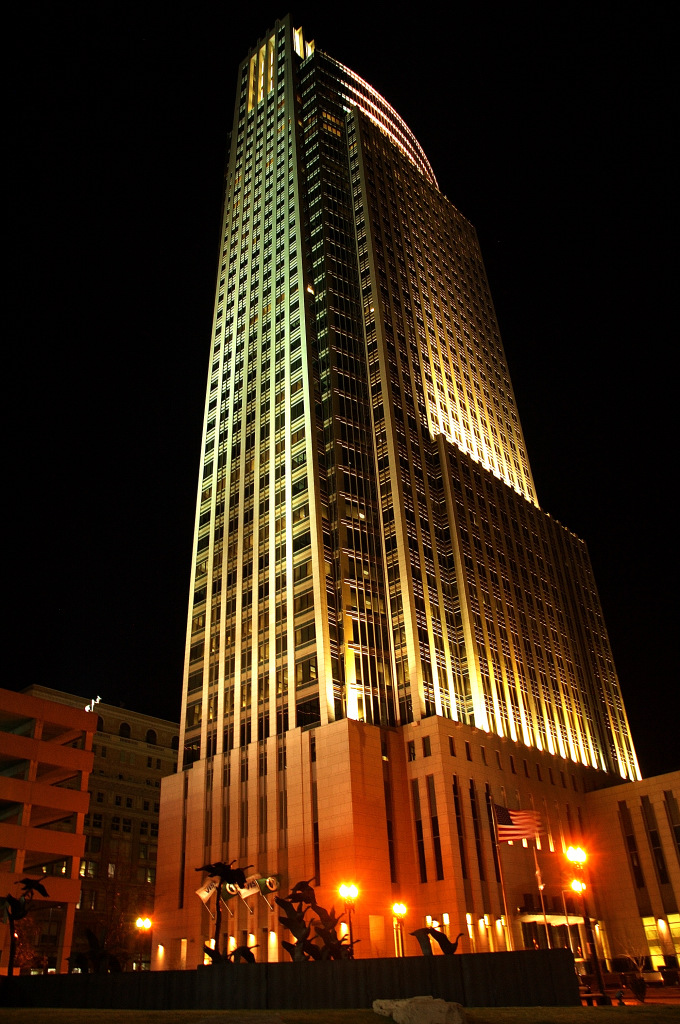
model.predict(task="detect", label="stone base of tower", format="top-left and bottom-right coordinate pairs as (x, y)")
top-left (152, 715), bottom-right (631, 968)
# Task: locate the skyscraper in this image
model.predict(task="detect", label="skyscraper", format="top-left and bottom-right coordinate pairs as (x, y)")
top-left (154, 16), bottom-right (640, 966)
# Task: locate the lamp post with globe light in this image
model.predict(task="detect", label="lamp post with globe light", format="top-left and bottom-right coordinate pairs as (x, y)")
top-left (392, 903), bottom-right (407, 957)
top-left (135, 916), bottom-right (152, 971)
top-left (339, 883), bottom-right (358, 957)
top-left (566, 846), bottom-right (609, 1001)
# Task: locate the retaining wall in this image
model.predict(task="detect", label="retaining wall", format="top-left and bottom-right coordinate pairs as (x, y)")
top-left (1, 949), bottom-right (580, 1008)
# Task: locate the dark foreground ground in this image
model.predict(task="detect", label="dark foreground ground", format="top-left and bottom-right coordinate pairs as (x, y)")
top-left (2, 1001), bottom-right (680, 1024)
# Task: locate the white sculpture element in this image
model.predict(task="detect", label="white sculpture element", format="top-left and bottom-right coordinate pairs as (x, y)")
top-left (373, 994), bottom-right (467, 1024)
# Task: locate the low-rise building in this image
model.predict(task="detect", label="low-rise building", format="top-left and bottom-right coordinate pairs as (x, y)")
top-left (586, 771), bottom-right (680, 979)
top-left (21, 687), bottom-right (179, 972)
top-left (0, 687), bottom-right (95, 974)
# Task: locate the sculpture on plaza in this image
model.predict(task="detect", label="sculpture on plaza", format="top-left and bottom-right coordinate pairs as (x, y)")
top-left (276, 879), bottom-right (357, 960)
top-left (410, 926), bottom-right (465, 956)
top-left (195, 860), bottom-right (250, 962)
top-left (2, 877), bottom-right (50, 976)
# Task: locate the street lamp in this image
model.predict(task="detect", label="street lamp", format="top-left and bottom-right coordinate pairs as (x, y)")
top-left (339, 883), bottom-right (358, 957)
top-left (392, 903), bottom-right (407, 957)
top-left (135, 916), bottom-right (152, 971)
top-left (560, 889), bottom-right (575, 953)
top-left (566, 847), bottom-right (608, 1001)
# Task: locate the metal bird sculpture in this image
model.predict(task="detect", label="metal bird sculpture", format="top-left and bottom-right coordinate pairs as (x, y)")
top-left (427, 928), bottom-right (465, 954)
top-left (229, 943), bottom-right (258, 963)
top-left (289, 877), bottom-right (317, 907)
top-left (18, 878), bottom-right (50, 898)
top-left (2, 878), bottom-right (50, 975)
top-left (410, 927), bottom-right (434, 956)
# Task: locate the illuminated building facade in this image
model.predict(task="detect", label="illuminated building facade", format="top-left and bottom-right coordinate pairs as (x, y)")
top-left (0, 687), bottom-right (95, 974)
top-left (21, 686), bottom-right (179, 973)
top-left (154, 16), bottom-right (643, 968)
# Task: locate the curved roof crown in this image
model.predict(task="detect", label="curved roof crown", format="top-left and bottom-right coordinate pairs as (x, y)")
top-left (319, 51), bottom-right (438, 188)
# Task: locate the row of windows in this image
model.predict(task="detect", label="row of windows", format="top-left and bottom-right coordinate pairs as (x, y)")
top-left (94, 720), bottom-right (176, 746)
top-left (79, 860), bottom-right (156, 885)
top-left (408, 733), bottom-right (580, 791)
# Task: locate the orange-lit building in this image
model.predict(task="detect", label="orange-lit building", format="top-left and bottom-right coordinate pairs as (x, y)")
top-left (21, 686), bottom-right (179, 972)
top-left (153, 17), bottom-right (674, 972)
top-left (586, 772), bottom-right (680, 975)
top-left (0, 687), bottom-right (95, 974)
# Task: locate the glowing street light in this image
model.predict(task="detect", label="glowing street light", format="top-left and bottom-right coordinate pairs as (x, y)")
top-left (339, 883), bottom-right (358, 957)
top-left (134, 916), bottom-right (153, 972)
top-left (392, 902), bottom-right (407, 957)
top-left (339, 883), bottom-right (358, 902)
top-left (565, 846), bottom-right (609, 1002)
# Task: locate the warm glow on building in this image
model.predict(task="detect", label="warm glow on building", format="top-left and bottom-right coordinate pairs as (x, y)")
top-left (152, 14), bottom-right (648, 972)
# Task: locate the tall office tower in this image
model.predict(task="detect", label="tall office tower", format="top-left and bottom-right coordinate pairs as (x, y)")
top-left (154, 16), bottom-right (640, 966)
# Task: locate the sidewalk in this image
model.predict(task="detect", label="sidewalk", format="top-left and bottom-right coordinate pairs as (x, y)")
top-left (593, 984), bottom-right (680, 1007)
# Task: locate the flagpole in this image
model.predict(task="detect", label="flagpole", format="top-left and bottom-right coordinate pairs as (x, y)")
top-left (491, 801), bottom-right (514, 950)
top-left (533, 842), bottom-right (551, 948)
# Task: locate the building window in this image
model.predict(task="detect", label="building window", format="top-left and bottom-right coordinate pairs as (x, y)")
top-left (422, 736), bottom-right (431, 757)
top-left (407, 741), bottom-right (416, 761)
top-left (449, 737), bottom-right (456, 757)
top-left (452, 775), bottom-right (468, 879)
top-left (618, 801), bottom-right (645, 889)
top-left (426, 775), bottom-right (444, 880)
top-left (119, 723), bottom-right (131, 739)
top-left (641, 796), bottom-right (670, 886)
top-left (146, 729), bottom-right (157, 745)
top-left (664, 790), bottom-right (680, 859)
top-left (469, 780), bottom-right (486, 881)
top-left (411, 779), bottom-right (427, 883)
top-left (108, 863), bottom-right (116, 879)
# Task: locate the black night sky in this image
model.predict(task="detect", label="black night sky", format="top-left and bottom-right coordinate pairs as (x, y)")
top-left (9, 5), bottom-right (676, 776)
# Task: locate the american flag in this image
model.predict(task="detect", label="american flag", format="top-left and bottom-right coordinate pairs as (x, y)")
top-left (494, 804), bottom-right (543, 842)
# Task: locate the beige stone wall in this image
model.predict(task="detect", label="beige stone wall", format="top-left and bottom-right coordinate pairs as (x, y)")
top-left (586, 771), bottom-right (680, 967)
top-left (153, 713), bottom-right (638, 965)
